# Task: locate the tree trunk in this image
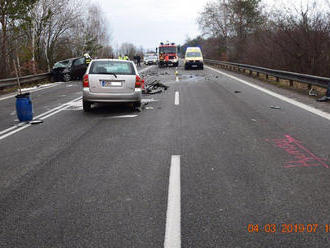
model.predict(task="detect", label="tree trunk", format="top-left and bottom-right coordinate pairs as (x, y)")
top-left (1, 12), bottom-right (8, 77)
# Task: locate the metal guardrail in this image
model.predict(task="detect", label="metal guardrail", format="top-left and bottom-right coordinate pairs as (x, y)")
top-left (204, 59), bottom-right (330, 89)
top-left (0, 73), bottom-right (51, 89)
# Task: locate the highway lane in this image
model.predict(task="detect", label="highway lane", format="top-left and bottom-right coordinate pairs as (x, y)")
top-left (0, 64), bottom-right (151, 132)
top-left (0, 63), bottom-right (330, 247)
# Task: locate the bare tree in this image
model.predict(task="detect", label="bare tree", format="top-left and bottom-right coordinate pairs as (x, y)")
top-left (119, 43), bottom-right (137, 59)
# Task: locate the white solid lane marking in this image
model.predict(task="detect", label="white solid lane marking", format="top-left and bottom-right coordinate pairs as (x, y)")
top-left (164, 155), bottom-right (181, 248)
top-left (0, 125), bottom-right (19, 136)
top-left (206, 65), bottom-right (330, 121)
top-left (0, 124), bottom-right (31, 141)
top-left (175, 91), bottom-right (179, 105)
top-left (0, 97), bottom-right (82, 141)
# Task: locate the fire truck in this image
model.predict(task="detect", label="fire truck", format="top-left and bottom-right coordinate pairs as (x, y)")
top-left (157, 42), bottom-right (179, 68)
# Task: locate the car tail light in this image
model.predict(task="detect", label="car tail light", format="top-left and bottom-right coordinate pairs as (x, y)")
top-left (83, 74), bottom-right (89, 87)
top-left (135, 75), bottom-right (144, 88)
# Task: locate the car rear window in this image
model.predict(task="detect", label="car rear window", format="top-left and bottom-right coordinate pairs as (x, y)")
top-left (89, 61), bottom-right (135, 75)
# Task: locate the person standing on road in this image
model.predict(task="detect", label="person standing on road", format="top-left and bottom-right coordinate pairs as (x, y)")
top-left (165, 54), bottom-right (169, 67)
top-left (84, 53), bottom-right (91, 65)
top-left (136, 55), bottom-right (141, 66)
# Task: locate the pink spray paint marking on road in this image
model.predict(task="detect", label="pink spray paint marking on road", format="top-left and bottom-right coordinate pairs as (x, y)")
top-left (268, 135), bottom-right (329, 168)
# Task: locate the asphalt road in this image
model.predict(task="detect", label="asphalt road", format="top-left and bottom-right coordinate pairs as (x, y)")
top-left (0, 63), bottom-right (330, 247)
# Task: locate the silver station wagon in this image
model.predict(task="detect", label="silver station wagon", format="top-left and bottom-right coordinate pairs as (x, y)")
top-left (82, 59), bottom-right (144, 111)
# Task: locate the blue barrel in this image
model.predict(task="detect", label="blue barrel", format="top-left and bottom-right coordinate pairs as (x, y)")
top-left (16, 93), bottom-right (33, 122)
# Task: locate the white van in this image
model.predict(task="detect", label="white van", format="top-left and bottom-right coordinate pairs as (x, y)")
top-left (184, 47), bottom-right (203, 70)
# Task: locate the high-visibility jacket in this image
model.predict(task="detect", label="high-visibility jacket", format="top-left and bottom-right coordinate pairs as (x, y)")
top-left (124, 56), bottom-right (129, 60)
top-left (85, 57), bottom-right (91, 64)
top-left (118, 56), bottom-right (122, 60)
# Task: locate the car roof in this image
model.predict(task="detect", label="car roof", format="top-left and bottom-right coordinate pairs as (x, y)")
top-left (91, 59), bottom-right (132, 63)
top-left (186, 47), bottom-right (201, 51)
top-left (57, 57), bottom-right (82, 63)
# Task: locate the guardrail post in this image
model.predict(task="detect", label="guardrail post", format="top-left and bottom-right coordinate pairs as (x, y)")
top-left (327, 83), bottom-right (330, 98)
top-left (249, 70), bottom-right (252, 76)
top-left (256, 72), bottom-right (259, 77)
top-left (266, 74), bottom-right (269, 79)
top-left (289, 80), bottom-right (293, 87)
top-left (276, 77), bottom-right (279, 82)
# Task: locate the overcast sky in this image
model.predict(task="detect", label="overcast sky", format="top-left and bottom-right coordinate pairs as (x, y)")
top-left (92, 0), bottom-right (328, 51)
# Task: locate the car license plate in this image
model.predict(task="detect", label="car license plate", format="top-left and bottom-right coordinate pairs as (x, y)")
top-left (192, 65), bottom-right (198, 67)
top-left (101, 81), bottom-right (122, 87)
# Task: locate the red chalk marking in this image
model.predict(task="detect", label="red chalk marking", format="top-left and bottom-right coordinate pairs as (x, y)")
top-left (284, 135), bottom-right (329, 168)
top-left (268, 135), bottom-right (329, 168)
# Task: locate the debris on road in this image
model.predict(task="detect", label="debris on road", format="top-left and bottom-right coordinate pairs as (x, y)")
top-left (234, 90), bottom-right (241, 93)
top-left (317, 84), bottom-right (330, 101)
top-left (270, 105), bottom-right (281, 109)
top-left (30, 119), bottom-right (44, 125)
top-left (308, 88), bottom-right (317, 96)
top-left (317, 96), bottom-right (330, 102)
top-left (143, 79), bottom-right (169, 94)
top-left (141, 98), bottom-right (159, 103)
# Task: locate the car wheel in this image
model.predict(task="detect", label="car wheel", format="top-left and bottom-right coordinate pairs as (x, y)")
top-left (133, 101), bottom-right (141, 111)
top-left (83, 100), bottom-right (92, 112)
top-left (63, 73), bottom-right (71, 82)
top-left (184, 65), bottom-right (188, 70)
top-left (200, 65), bottom-right (204, 70)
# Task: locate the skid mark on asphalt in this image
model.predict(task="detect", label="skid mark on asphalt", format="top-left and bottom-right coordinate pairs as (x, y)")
top-left (267, 135), bottom-right (329, 168)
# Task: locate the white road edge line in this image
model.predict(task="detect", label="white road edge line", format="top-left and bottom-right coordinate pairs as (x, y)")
top-left (206, 65), bottom-right (330, 121)
top-left (175, 91), bottom-right (180, 105)
top-left (0, 82), bottom-right (64, 101)
top-left (0, 96), bottom-right (82, 141)
top-left (164, 155), bottom-right (181, 248)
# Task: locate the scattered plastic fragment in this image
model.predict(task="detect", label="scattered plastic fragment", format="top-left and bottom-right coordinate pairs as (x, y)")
top-left (30, 119), bottom-right (44, 125)
top-left (270, 105), bottom-right (281, 109)
top-left (234, 91), bottom-right (241, 93)
top-left (317, 96), bottom-right (330, 102)
top-left (309, 88), bottom-right (317, 96)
